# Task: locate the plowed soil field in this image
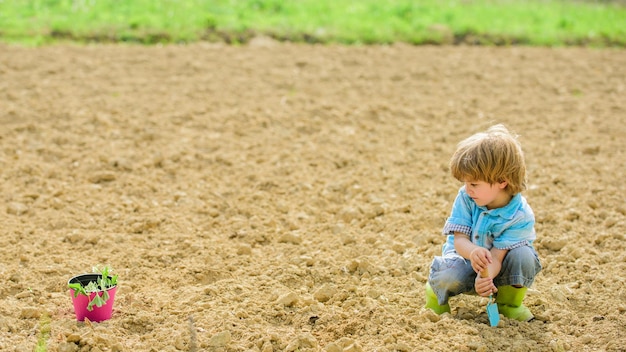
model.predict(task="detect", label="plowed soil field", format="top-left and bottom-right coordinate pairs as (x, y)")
top-left (1, 41), bottom-right (624, 351)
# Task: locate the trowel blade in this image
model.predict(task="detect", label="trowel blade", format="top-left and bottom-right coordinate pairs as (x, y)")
top-left (486, 295), bottom-right (500, 327)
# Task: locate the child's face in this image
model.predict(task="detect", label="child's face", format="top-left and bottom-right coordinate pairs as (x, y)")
top-left (463, 179), bottom-right (510, 209)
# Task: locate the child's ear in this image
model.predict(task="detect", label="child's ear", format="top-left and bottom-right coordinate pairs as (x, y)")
top-left (498, 180), bottom-right (508, 189)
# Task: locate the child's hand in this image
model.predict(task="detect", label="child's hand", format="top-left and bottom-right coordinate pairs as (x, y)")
top-left (469, 247), bottom-right (492, 274)
top-left (475, 276), bottom-right (497, 297)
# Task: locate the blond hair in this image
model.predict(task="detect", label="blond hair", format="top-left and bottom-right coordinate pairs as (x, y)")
top-left (450, 124), bottom-right (527, 195)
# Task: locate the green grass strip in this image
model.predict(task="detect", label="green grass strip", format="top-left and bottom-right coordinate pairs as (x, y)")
top-left (0, 0), bottom-right (624, 46)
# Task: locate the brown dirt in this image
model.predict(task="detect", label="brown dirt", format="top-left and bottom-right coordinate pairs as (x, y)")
top-left (0, 41), bottom-right (624, 352)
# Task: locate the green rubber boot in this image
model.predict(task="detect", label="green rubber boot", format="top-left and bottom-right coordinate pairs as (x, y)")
top-left (495, 285), bottom-right (534, 322)
top-left (424, 283), bottom-right (450, 314)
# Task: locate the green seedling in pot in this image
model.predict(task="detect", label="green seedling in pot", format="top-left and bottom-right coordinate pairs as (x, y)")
top-left (68, 265), bottom-right (118, 311)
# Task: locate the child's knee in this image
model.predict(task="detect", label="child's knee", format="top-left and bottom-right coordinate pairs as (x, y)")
top-left (429, 256), bottom-right (475, 293)
top-left (515, 245), bottom-right (536, 258)
top-left (507, 246), bottom-right (540, 268)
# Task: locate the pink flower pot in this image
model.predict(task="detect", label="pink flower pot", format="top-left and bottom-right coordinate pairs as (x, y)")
top-left (68, 273), bottom-right (117, 322)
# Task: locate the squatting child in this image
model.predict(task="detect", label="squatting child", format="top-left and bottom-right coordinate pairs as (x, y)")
top-left (425, 124), bottom-right (542, 322)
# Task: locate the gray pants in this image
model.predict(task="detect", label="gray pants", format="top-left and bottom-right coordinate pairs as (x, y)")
top-left (428, 246), bottom-right (542, 305)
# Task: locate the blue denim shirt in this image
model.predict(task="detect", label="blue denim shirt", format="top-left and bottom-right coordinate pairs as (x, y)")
top-left (441, 186), bottom-right (536, 255)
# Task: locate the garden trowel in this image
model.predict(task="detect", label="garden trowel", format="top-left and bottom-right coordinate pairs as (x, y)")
top-left (481, 268), bottom-right (500, 327)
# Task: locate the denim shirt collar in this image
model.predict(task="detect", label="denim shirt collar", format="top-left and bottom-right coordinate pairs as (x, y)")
top-left (477, 193), bottom-right (522, 220)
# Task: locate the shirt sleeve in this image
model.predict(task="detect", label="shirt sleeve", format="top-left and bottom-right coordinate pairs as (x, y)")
top-left (442, 223), bottom-right (471, 236)
top-left (442, 187), bottom-right (473, 236)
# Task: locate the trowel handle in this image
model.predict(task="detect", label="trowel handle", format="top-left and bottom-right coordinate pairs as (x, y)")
top-left (480, 268), bottom-right (489, 278)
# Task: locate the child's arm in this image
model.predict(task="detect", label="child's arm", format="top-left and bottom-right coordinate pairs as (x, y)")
top-left (474, 248), bottom-right (508, 296)
top-left (453, 232), bottom-right (508, 273)
top-left (454, 233), bottom-right (508, 296)
top-left (453, 232), bottom-right (490, 270)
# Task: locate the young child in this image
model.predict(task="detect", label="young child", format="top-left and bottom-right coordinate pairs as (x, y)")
top-left (425, 124), bottom-right (542, 322)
